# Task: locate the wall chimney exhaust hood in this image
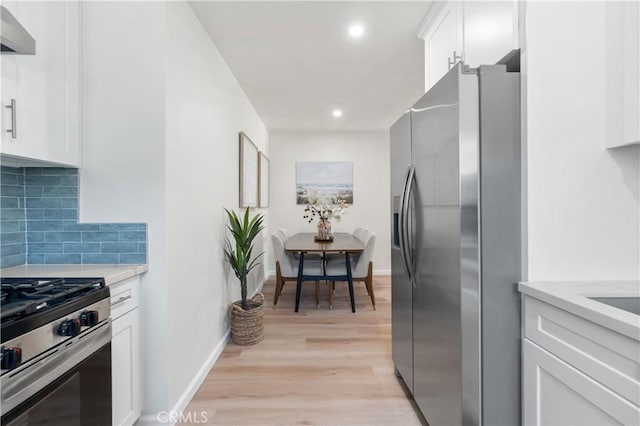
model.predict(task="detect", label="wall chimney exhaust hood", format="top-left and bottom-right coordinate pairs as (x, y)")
top-left (1, 6), bottom-right (35, 54)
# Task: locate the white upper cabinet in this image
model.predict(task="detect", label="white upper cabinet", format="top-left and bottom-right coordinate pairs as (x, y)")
top-left (462, 1), bottom-right (518, 67)
top-left (422, 2), bottom-right (463, 91)
top-left (1, 1), bottom-right (81, 167)
top-left (420, 0), bottom-right (518, 91)
top-left (605, 1), bottom-right (639, 148)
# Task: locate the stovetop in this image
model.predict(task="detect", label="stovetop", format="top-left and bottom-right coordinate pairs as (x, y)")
top-left (1, 277), bottom-right (109, 343)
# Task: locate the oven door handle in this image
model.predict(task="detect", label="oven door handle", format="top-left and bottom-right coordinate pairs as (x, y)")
top-left (0, 319), bottom-right (112, 417)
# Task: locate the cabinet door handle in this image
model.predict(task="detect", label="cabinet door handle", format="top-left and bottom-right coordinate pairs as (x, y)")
top-left (448, 51), bottom-right (463, 69)
top-left (111, 295), bottom-right (132, 307)
top-left (6, 98), bottom-right (16, 139)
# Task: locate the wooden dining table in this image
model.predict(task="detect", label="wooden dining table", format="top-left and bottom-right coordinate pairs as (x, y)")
top-left (285, 233), bottom-right (364, 313)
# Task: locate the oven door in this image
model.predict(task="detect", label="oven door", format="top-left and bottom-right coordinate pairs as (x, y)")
top-left (1, 320), bottom-right (112, 426)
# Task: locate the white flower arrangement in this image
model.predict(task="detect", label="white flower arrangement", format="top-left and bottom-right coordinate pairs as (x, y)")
top-left (302, 197), bottom-right (349, 223)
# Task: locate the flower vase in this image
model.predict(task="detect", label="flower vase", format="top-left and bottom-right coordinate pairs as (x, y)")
top-left (317, 218), bottom-right (332, 240)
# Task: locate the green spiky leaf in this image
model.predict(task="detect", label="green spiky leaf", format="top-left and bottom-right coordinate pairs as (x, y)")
top-left (224, 208), bottom-right (265, 309)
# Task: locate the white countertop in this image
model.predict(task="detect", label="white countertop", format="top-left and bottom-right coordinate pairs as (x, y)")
top-left (0, 264), bottom-right (148, 286)
top-left (519, 280), bottom-right (640, 341)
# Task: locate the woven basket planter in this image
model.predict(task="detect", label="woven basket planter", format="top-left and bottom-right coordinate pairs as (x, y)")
top-left (230, 293), bottom-right (265, 345)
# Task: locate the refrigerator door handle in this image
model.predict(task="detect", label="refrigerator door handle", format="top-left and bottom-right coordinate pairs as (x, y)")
top-left (400, 164), bottom-right (416, 287)
top-left (399, 168), bottom-right (411, 280)
top-left (405, 165), bottom-right (416, 287)
top-left (399, 167), bottom-right (410, 278)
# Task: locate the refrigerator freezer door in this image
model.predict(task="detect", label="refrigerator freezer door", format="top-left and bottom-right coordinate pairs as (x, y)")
top-left (410, 64), bottom-right (480, 426)
top-left (390, 111), bottom-right (414, 392)
top-left (476, 66), bottom-right (522, 426)
top-left (459, 66), bottom-right (482, 426)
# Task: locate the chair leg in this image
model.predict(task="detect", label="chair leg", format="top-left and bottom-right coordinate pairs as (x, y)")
top-left (367, 262), bottom-right (376, 310)
top-left (274, 261), bottom-right (283, 307)
top-left (315, 281), bottom-right (320, 309)
top-left (275, 280), bottom-right (285, 307)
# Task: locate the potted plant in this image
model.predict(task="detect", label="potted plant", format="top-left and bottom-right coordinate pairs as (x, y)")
top-left (224, 207), bottom-right (265, 345)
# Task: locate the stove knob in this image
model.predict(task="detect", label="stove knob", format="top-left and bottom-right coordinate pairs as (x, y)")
top-left (1, 347), bottom-right (22, 370)
top-left (57, 319), bottom-right (81, 337)
top-left (79, 310), bottom-right (99, 327)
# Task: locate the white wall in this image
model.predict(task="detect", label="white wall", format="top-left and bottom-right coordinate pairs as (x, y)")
top-left (80, 1), bottom-right (170, 415)
top-left (269, 131), bottom-right (391, 273)
top-left (522, 1), bottom-right (639, 281)
top-left (165, 1), bottom-right (268, 410)
top-left (81, 1), bottom-right (269, 419)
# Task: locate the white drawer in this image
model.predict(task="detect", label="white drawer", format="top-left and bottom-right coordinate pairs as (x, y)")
top-left (110, 276), bottom-right (140, 320)
top-left (523, 295), bottom-right (640, 405)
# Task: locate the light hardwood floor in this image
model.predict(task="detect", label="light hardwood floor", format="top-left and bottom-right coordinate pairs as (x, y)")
top-left (181, 275), bottom-right (421, 425)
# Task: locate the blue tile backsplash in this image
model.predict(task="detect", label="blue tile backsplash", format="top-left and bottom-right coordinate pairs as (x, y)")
top-left (0, 167), bottom-right (26, 268)
top-left (0, 167), bottom-right (147, 268)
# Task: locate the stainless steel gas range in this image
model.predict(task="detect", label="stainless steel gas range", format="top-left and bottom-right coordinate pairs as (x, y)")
top-left (0, 277), bottom-right (112, 425)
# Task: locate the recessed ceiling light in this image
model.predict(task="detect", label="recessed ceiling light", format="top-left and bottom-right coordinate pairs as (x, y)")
top-left (332, 109), bottom-right (343, 118)
top-left (348, 24), bottom-right (365, 38)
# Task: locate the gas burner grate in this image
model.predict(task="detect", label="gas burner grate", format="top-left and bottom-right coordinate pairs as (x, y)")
top-left (0, 278), bottom-right (105, 323)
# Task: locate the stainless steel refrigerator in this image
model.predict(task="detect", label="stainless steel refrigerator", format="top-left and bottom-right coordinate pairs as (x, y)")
top-left (391, 62), bottom-right (521, 426)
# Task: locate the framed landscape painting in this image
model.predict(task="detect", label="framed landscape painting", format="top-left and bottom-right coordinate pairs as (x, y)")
top-left (239, 132), bottom-right (258, 208)
top-left (296, 161), bottom-right (353, 205)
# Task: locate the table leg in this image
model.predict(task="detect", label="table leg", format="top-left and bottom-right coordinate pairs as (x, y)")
top-left (295, 252), bottom-right (304, 313)
top-left (345, 252), bottom-right (355, 313)
top-left (329, 281), bottom-right (333, 310)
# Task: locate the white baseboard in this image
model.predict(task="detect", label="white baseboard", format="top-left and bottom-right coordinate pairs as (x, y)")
top-left (134, 414), bottom-right (165, 426)
top-left (136, 276), bottom-right (269, 426)
top-left (170, 328), bottom-right (230, 414)
top-left (136, 329), bottom-right (230, 426)
top-left (136, 414), bottom-right (163, 426)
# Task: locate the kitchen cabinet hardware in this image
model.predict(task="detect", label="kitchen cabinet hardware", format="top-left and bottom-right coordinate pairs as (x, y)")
top-left (5, 98), bottom-right (16, 139)
top-left (448, 50), bottom-right (463, 69)
top-left (111, 295), bottom-right (132, 307)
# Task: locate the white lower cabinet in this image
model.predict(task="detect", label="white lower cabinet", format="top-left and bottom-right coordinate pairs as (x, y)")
top-left (110, 277), bottom-right (141, 426)
top-left (523, 339), bottom-right (639, 426)
top-left (522, 296), bottom-right (640, 425)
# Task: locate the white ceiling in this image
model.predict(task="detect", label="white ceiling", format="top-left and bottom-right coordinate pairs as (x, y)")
top-left (190, 1), bottom-right (429, 132)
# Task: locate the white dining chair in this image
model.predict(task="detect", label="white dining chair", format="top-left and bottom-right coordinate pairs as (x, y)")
top-left (324, 227), bottom-right (367, 264)
top-left (278, 228), bottom-right (292, 238)
top-left (271, 232), bottom-right (323, 308)
top-left (325, 230), bottom-right (377, 310)
top-left (353, 227), bottom-right (366, 242)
